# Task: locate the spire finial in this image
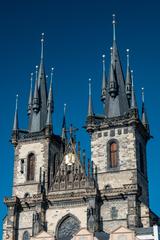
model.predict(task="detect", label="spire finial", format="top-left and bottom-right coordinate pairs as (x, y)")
top-left (112, 14), bottom-right (116, 41)
top-left (51, 67), bottom-right (54, 85)
top-left (13, 94), bottom-right (19, 131)
top-left (36, 65), bottom-right (38, 80)
top-left (41, 33), bottom-right (44, 61)
top-left (126, 49), bottom-right (130, 67)
top-left (131, 70), bottom-right (134, 87)
top-left (110, 47), bottom-right (113, 63)
top-left (15, 94), bottom-right (18, 111)
top-left (142, 87), bottom-right (145, 103)
top-left (87, 78), bottom-right (93, 117)
top-left (89, 78), bottom-right (91, 96)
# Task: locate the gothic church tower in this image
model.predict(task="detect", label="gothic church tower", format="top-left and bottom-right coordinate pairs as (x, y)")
top-left (86, 15), bottom-right (158, 232)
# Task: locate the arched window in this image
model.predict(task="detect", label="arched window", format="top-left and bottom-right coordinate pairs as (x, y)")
top-left (23, 231), bottom-right (30, 240)
top-left (27, 153), bottom-right (35, 181)
top-left (56, 214), bottom-right (80, 240)
top-left (108, 141), bottom-right (118, 168)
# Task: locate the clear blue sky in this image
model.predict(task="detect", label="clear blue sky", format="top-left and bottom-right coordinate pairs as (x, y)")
top-left (0, 0), bottom-right (160, 237)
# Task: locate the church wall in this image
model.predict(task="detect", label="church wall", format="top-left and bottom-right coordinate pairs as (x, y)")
top-left (46, 205), bottom-right (88, 235)
top-left (101, 199), bottom-right (128, 232)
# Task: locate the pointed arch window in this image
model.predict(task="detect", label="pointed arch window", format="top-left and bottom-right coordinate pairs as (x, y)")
top-left (56, 214), bottom-right (80, 240)
top-left (108, 140), bottom-right (119, 169)
top-left (27, 153), bottom-right (35, 181)
top-left (23, 231), bottom-right (30, 240)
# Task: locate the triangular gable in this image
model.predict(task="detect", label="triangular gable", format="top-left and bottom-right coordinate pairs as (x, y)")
top-left (75, 228), bottom-right (93, 236)
top-left (31, 230), bottom-right (55, 239)
top-left (111, 226), bottom-right (134, 234)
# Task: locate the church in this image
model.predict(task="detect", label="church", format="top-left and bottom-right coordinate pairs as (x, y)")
top-left (2, 15), bottom-right (160, 240)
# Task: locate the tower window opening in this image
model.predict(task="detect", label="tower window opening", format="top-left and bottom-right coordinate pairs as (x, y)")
top-left (108, 141), bottom-right (119, 168)
top-left (27, 153), bottom-right (35, 181)
top-left (139, 143), bottom-right (145, 174)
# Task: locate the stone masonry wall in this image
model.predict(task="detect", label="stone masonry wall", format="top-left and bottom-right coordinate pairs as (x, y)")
top-left (12, 139), bottom-right (49, 198)
top-left (91, 126), bottom-right (137, 190)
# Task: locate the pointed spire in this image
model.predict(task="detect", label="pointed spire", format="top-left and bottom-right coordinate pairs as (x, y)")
top-left (46, 67), bottom-right (54, 128)
top-left (61, 103), bottom-right (67, 140)
top-left (141, 88), bottom-right (150, 132)
top-left (27, 73), bottom-right (33, 115)
top-left (112, 14), bottom-right (116, 42)
top-left (130, 70), bottom-right (137, 109)
top-left (101, 54), bottom-right (107, 102)
top-left (13, 94), bottom-right (19, 131)
top-left (108, 47), bottom-right (118, 98)
top-left (87, 78), bottom-right (93, 117)
top-left (33, 66), bottom-right (40, 113)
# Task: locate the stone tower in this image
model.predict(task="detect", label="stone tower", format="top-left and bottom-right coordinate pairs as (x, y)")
top-left (3, 34), bottom-right (99, 240)
top-left (2, 16), bottom-right (159, 240)
top-left (86, 15), bottom-right (158, 233)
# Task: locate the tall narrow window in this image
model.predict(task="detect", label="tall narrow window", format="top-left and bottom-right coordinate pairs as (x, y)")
top-left (109, 142), bottom-right (118, 168)
top-left (27, 153), bottom-right (35, 181)
top-left (139, 143), bottom-right (145, 174)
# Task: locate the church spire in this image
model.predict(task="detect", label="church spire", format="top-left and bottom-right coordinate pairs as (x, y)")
top-left (87, 78), bottom-right (93, 117)
top-left (46, 68), bottom-right (54, 133)
top-left (141, 88), bottom-right (150, 132)
top-left (125, 49), bottom-right (132, 103)
top-left (104, 15), bottom-right (129, 118)
top-left (33, 66), bottom-right (40, 113)
top-left (61, 103), bottom-right (67, 140)
top-left (101, 54), bottom-right (107, 102)
top-left (130, 70), bottom-right (137, 109)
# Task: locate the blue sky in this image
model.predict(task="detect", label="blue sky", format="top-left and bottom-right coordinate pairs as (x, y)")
top-left (0, 0), bottom-right (160, 237)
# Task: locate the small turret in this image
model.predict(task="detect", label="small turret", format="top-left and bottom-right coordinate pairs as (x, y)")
top-left (101, 54), bottom-right (107, 102)
top-left (130, 70), bottom-right (137, 109)
top-left (27, 73), bottom-right (33, 115)
top-left (141, 87), bottom-right (150, 133)
top-left (61, 103), bottom-right (67, 141)
top-left (46, 68), bottom-right (54, 135)
top-left (125, 49), bottom-right (132, 103)
top-left (108, 47), bottom-right (118, 98)
top-left (32, 66), bottom-right (40, 113)
top-left (12, 94), bottom-right (19, 146)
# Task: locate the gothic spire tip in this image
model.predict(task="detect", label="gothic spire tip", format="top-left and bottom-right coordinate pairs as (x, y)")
top-left (126, 49), bottom-right (130, 66)
top-left (112, 14), bottom-right (116, 41)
